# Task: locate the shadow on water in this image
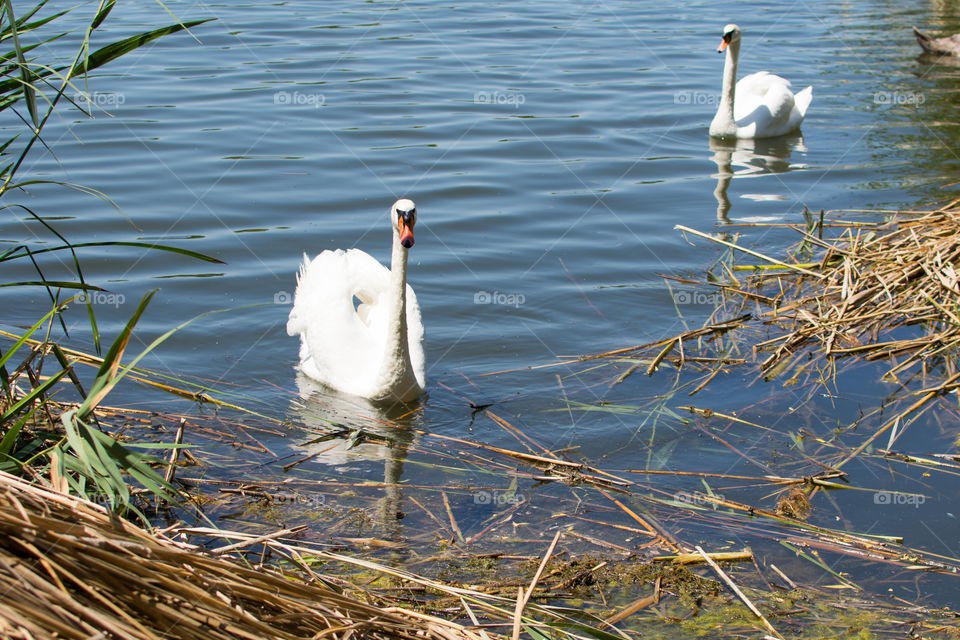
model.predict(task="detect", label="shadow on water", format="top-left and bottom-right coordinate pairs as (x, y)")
top-left (710, 135), bottom-right (808, 223)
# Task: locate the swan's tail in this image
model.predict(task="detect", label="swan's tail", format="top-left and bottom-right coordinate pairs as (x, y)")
top-left (285, 252), bottom-right (313, 336)
top-left (794, 85), bottom-right (813, 118)
top-left (913, 26), bottom-right (936, 54)
top-left (296, 252), bottom-right (311, 284)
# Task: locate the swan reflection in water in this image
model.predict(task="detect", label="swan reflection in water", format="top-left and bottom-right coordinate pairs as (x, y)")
top-left (288, 373), bottom-right (420, 541)
top-left (710, 135), bottom-right (808, 224)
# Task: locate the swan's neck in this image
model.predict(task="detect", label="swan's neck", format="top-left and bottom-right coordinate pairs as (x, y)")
top-left (381, 232), bottom-right (415, 393)
top-left (710, 39), bottom-right (739, 137)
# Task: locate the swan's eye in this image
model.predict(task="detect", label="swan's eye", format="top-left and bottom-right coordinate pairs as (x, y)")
top-left (398, 208), bottom-right (416, 227)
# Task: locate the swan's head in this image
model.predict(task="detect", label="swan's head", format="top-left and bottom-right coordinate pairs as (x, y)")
top-left (392, 198), bottom-right (417, 249)
top-left (717, 24), bottom-right (741, 53)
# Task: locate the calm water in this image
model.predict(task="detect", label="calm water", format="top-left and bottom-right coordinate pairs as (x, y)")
top-left (6, 0), bottom-right (960, 609)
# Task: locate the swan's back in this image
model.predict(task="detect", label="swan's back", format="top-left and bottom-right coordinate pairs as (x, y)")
top-left (734, 71), bottom-right (812, 138)
top-left (287, 248), bottom-right (424, 399)
top-left (914, 26), bottom-right (960, 56)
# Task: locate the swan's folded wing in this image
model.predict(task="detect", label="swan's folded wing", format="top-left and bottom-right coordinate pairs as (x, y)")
top-left (733, 72), bottom-right (801, 136)
top-left (287, 249), bottom-right (388, 336)
top-left (760, 82), bottom-right (795, 123)
top-left (286, 247), bottom-right (424, 399)
top-left (287, 249), bottom-right (391, 385)
top-left (735, 71), bottom-right (791, 97)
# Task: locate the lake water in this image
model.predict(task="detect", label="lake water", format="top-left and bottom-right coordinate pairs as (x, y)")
top-left (6, 0), bottom-right (960, 614)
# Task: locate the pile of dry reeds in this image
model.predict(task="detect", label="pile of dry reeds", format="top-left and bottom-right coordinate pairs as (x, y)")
top-left (662, 200), bottom-right (960, 388)
top-left (570, 199), bottom-right (960, 470)
top-left (645, 200), bottom-right (960, 388)
top-left (741, 202), bottom-right (960, 382)
top-left (0, 470), bottom-right (480, 640)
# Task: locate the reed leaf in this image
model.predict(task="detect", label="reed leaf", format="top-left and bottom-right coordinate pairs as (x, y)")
top-left (0, 300), bottom-right (64, 372)
top-left (90, 0), bottom-right (116, 30)
top-left (2, 0), bottom-right (38, 128)
top-left (0, 280), bottom-right (103, 290)
top-left (1, 240), bottom-right (224, 264)
top-left (0, 0), bottom-right (221, 521)
top-left (1, 367), bottom-right (68, 428)
top-left (69, 18), bottom-right (213, 77)
top-left (78, 290), bottom-right (157, 419)
top-left (0, 410), bottom-right (33, 457)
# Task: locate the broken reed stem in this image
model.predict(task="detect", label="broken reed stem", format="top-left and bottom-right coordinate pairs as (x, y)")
top-left (695, 545), bottom-right (784, 640)
top-left (605, 593), bottom-right (657, 626)
top-left (837, 369), bottom-right (960, 469)
top-left (512, 586), bottom-right (525, 640)
top-left (209, 525), bottom-right (307, 555)
top-left (675, 224), bottom-right (824, 278)
top-left (442, 491), bottom-right (465, 544)
top-left (163, 418), bottom-right (185, 484)
top-left (513, 530), bottom-right (563, 640)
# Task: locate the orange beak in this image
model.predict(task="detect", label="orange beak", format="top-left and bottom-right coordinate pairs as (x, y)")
top-left (717, 33), bottom-right (733, 53)
top-left (398, 217), bottom-right (415, 248)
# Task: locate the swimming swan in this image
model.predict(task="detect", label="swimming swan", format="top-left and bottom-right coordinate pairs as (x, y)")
top-left (709, 24), bottom-right (813, 139)
top-left (287, 199), bottom-right (426, 403)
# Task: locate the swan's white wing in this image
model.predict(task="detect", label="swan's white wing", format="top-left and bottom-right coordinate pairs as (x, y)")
top-left (287, 248), bottom-right (391, 397)
top-left (734, 72), bottom-right (790, 101)
top-left (734, 72), bottom-right (794, 121)
top-left (734, 72), bottom-right (811, 138)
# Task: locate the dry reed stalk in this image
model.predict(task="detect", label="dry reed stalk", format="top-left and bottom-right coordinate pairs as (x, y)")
top-left (512, 530), bottom-right (562, 640)
top-left (694, 545), bottom-right (784, 640)
top-left (573, 203), bottom-right (960, 472)
top-left (0, 470), bottom-right (483, 640)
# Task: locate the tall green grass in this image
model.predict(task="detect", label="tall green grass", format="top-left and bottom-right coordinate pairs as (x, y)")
top-left (0, 1), bottom-right (215, 524)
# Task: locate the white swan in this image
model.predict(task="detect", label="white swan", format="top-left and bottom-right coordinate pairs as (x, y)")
top-left (286, 199), bottom-right (426, 403)
top-left (709, 24), bottom-right (813, 139)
